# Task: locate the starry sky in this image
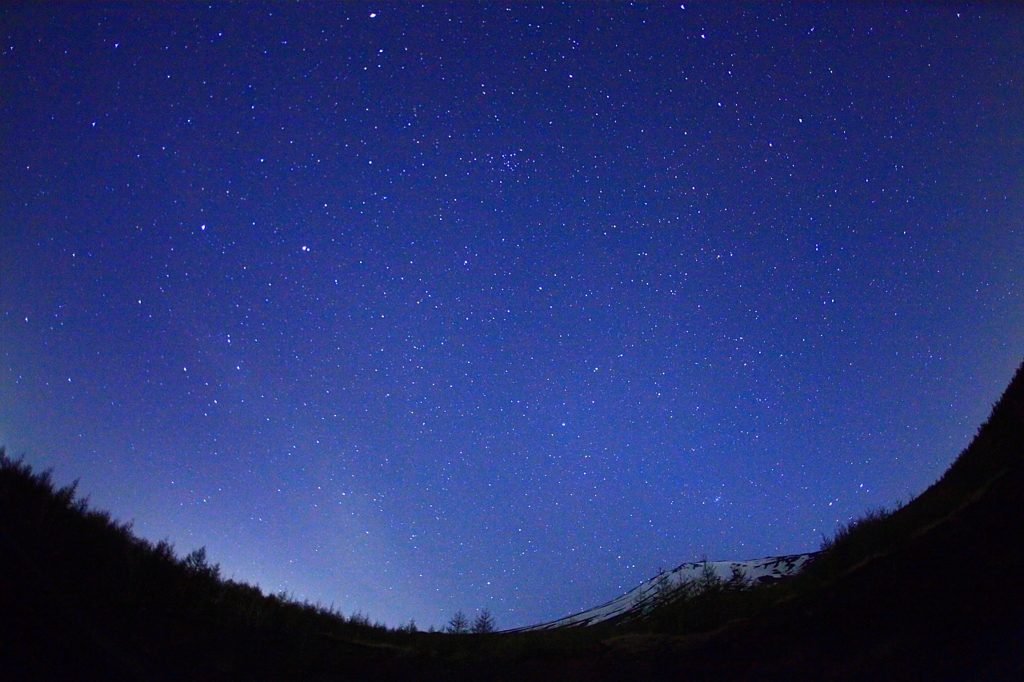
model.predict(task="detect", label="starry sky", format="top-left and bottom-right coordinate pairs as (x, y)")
top-left (2, 2), bottom-right (1023, 630)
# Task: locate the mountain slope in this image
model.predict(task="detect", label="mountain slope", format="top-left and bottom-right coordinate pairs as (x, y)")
top-left (510, 553), bottom-right (815, 631)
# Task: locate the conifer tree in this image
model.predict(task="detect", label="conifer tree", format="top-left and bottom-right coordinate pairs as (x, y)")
top-left (446, 610), bottom-right (469, 633)
top-left (471, 607), bottom-right (495, 633)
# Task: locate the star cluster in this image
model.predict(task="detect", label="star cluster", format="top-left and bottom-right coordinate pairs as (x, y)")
top-left (2, 3), bottom-right (1023, 628)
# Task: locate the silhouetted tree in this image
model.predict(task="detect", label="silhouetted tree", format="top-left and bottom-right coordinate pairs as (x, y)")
top-left (184, 546), bottom-right (221, 580)
top-left (727, 564), bottom-right (750, 590)
top-left (471, 607), bottom-right (495, 633)
top-left (696, 560), bottom-right (721, 593)
top-left (446, 610), bottom-right (468, 634)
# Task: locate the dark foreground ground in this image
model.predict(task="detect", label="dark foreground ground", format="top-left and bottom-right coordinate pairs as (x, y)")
top-left (3, 360), bottom-right (1023, 681)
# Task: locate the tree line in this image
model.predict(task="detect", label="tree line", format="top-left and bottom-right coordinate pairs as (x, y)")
top-left (446, 608), bottom-right (495, 634)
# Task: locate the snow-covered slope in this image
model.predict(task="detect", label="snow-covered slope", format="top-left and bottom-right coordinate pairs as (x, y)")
top-left (509, 553), bottom-right (817, 631)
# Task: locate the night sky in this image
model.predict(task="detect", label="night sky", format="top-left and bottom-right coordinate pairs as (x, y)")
top-left (2, 2), bottom-right (1023, 630)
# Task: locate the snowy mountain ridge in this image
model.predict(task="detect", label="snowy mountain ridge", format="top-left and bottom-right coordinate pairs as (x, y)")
top-left (508, 553), bottom-right (817, 631)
